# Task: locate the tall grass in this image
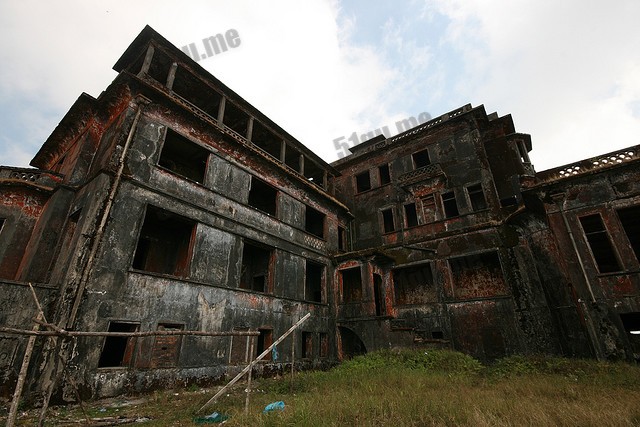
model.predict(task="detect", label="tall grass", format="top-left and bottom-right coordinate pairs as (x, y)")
top-left (7, 349), bottom-right (640, 426)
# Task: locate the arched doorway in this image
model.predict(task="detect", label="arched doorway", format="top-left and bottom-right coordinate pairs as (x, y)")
top-left (338, 326), bottom-right (367, 359)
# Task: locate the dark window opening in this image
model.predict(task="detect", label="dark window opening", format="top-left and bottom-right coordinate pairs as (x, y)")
top-left (382, 208), bottom-right (395, 233)
top-left (305, 161), bottom-right (325, 188)
top-left (467, 184), bottom-right (488, 211)
top-left (378, 164), bottom-right (391, 185)
top-left (98, 322), bottom-right (138, 368)
top-left (132, 206), bottom-right (195, 277)
top-left (284, 146), bottom-right (302, 172)
top-left (620, 312), bottom-right (640, 333)
top-left (432, 331), bottom-right (444, 339)
top-left (240, 241), bottom-right (273, 292)
top-left (355, 171), bottom-right (371, 193)
top-left (319, 332), bottom-right (329, 358)
top-left (251, 121), bottom-right (282, 160)
top-left (338, 226), bottom-right (347, 252)
top-left (158, 129), bottom-right (209, 183)
top-left (301, 331), bottom-right (313, 359)
top-left (150, 323), bottom-right (183, 368)
top-left (248, 177), bottom-right (277, 216)
top-left (341, 267), bottom-right (362, 303)
top-left (412, 149), bottom-right (431, 169)
top-left (500, 196), bottom-right (518, 207)
top-left (580, 214), bottom-right (621, 273)
top-left (373, 273), bottom-right (384, 316)
top-left (421, 195), bottom-right (437, 223)
top-left (146, 49), bottom-right (172, 85)
top-left (619, 312), bottom-right (640, 362)
top-left (516, 140), bottom-right (531, 164)
top-left (449, 251), bottom-right (508, 299)
top-left (393, 264), bottom-right (435, 305)
top-left (617, 206), bottom-right (640, 261)
top-left (257, 329), bottom-right (273, 360)
top-left (305, 260), bottom-right (324, 303)
top-left (222, 101), bottom-right (249, 136)
top-left (305, 206), bottom-right (326, 239)
top-left (442, 191), bottom-right (459, 218)
top-left (172, 67), bottom-right (222, 118)
top-left (404, 203), bottom-right (419, 228)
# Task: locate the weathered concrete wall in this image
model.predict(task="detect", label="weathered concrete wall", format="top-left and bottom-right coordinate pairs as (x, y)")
top-left (0, 281), bottom-right (57, 400)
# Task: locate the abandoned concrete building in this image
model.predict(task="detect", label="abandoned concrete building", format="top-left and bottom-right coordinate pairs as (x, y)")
top-left (1, 26), bottom-right (639, 401)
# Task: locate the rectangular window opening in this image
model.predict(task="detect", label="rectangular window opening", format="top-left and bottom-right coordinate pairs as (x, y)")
top-left (248, 177), bottom-right (278, 216)
top-left (393, 264), bottom-right (435, 305)
top-left (305, 206), bottom-right (326, 239)
top-left (378, 164), bottom-right (391, 186)
top-left (404, 203), bottom-right (419, 228)
top-left (257, 329), bottom-right (273, 360)
top-left (442, 191), bottom-right (459, 218)
top-left (301, 331), bottom-right (313, 359)
top-left (251, 121), bottom-right (282, 160)
top-left (432, 331), bottom-right (444, 339)
top-left (338, 226), bottom-right (347, 252)
top-left (150, 323), bottom-right (184, 368)
top-left (305, 260), bottom-right (324, 303)
top-left (222, 101), bottom-right (249, 136)
top-left (449, 251), bottom-right (508, 299)
top-left (341, 267), bottom-right (362, 303)
top-left (240, 241), bottom-right (273, 293)
top-left (319, 332), bottom-right (329, 358)
top-left (132, 206), bottom-right (195, 277)
top-left (617, 206), bottom-right (640, 261)
top-left (98, 322), bottom-right (139, 368)
top-left (421, 195), bottom-right (436, 223)
top-left (381, 208), bottom-right (396, 233)
top-left (355, 171), bottom-right (371, 193)
top-left (579, 214), bottom-right (621, 273)
top-left (158, 129), bottom-right (209, 184)
top-left (412, 149), bottom-right (431, 169)
top-left (467, 184), bottom-right (488, 211)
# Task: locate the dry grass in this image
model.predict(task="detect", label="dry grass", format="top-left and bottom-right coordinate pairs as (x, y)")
top-left (5, 350), bottom-right (640, 426)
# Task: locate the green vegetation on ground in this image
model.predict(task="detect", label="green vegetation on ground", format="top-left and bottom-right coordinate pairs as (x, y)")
top-left (5, 349), bottom-right (640, 426)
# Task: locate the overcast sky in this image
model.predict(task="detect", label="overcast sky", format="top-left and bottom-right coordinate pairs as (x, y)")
top-left (1, 0), bottom-right (639, 171)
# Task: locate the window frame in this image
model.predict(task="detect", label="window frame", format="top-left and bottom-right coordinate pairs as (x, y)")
top-left (381, 207), bottom-right (396, 233)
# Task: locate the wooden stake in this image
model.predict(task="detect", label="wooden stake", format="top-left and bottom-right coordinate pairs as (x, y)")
top-left (6, 311), bottom-right (43, 427)
top-left (198, 313), bottom-right (311, 413)
top-left (244, 336), bottom-right (255, 415)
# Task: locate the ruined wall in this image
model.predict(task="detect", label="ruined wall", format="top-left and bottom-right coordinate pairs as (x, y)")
top-left (0, 281), bottom-right (57, 400)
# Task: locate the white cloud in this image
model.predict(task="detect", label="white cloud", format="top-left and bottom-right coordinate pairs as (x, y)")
top-left (0, 0), bottom-right (398, 166)
top-left (1, 0), bottom-right (638, 171)
top-left (430, 0), bottom-right (640, 169)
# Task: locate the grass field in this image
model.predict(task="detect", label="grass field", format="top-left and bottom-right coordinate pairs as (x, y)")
top-left (6, 349), bottom-right (640, 426)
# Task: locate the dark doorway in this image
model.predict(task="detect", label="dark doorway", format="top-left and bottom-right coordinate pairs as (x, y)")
top-left (338, 326), bottom-right (366, 359)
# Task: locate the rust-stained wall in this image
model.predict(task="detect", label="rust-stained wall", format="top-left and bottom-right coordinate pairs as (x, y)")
top-left (1, 26), bottom-right (639, 404)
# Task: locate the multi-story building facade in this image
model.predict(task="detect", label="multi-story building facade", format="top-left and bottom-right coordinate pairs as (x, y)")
top-left (1, 26), bottom-right (638, 401)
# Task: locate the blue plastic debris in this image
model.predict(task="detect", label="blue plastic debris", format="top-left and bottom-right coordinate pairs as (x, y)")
top-left (193, 411), bottom-right (229, 424)
top-left (263, 401), bottom-right (285, 413)
top-left (272, 345), bottom-right (279, 361)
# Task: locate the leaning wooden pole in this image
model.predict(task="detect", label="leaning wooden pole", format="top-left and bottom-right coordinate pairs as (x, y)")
top-left (198, 313), bottom-right (311, 414)
top-left (244, 336), bottom-right (255, 415)
top-left (6, 311), bottom-right (43, 427)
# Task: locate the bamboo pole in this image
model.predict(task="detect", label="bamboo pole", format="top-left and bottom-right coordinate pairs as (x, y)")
top-left (6, 311), bottom-right (43, 427)
top-left (244, 336), bottom-right (255, 414)
top-left (198, 313), bottom-right (311, 413)
top-left (290, 330), bottom-right (295, 393)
